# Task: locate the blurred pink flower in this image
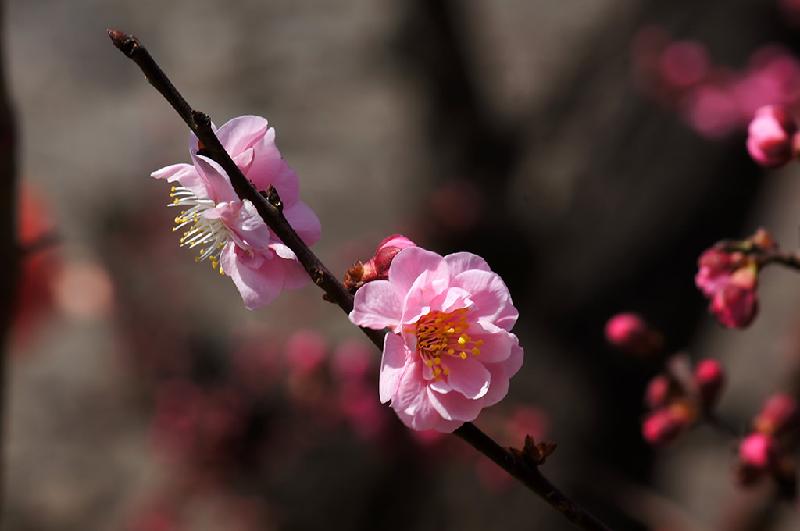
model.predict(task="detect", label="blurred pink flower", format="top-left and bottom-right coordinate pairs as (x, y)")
top-left (350, 247), bottom-right (523, 432)
top-left (152, 115), bottom-right (321, 309)
top-left (285, 329), bottom-right (327, 376)
top-left (331, 339), bottom-right (374, 382)
top-left (746, 105), bottom-right (798, 168)
top-left (642, 406), bottom-right (690, 445)
top-left (754, 393), bottom-right (799, 436)
top-left (694, 358), bottom-right (725, 409)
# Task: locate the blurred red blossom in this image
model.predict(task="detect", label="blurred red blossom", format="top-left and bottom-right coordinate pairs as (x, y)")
top-left (605, 312), bottom-right (663, 356)
top-left (696, 247), bottom-right (759, 329)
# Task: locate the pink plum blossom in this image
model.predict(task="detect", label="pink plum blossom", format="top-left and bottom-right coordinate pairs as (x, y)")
top-left (349, 247), bottom-right (523, 432)
top-left (695, 248), bottom-right (759, 328)
top-left (152, 116), bottom-right (321, 310)
top-left (746, 105), bottom-right (798, 168)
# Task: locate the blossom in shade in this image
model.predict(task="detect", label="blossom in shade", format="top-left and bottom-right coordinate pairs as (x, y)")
top-left (695, 247), bottom-right (759, 328)
top-left (642, 407), bottom-right (689, 445)
top-left (746, 105), bottom-right (798, 168)
top-left (349, 247), bottom-right (522, 432)
top-left (754, 394), bottom-right (798, 436)
top-left (605, 312), bottom-right (663, 356)
top-left (152, 116), bottom-right (321, 310)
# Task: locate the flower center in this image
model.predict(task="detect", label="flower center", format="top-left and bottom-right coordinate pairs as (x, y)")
top-left (411, 308), bottom-right (483, 381)
top-left (170, 186), bottom-right (230, 273)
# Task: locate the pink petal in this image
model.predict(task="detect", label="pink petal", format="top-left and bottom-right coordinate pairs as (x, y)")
top-left (401, 269), bottom-right (450, 325)
top-left (444, 252), bottom-right (491, 275)
top-left (445, 357), bottom-right (491, 399)
top-left (389, 247), bottom-right (448, 294)
top-left (392, 361), bottom-right (459, 431)
top-left (232, 148), bottom-right (255, 175)
top-left (221, 243), bottom-right (284, 310)
top-left (247, 127), bottom-right (300, 206)
top-left (151, 162), bottom-right (193, 182)
top-left (380, 333), bottom-right (409, 403)
top-left (427, 387), bottom-right (483, 422)
top-left (349, 280), bottom-right (403, 331)
top-left (283, 201), bottom-right (321, 246)
top-left (230, 201), bottom-right (272, 250)
top-left (281, 259), bottom-right (310, 290)
top-left (452, 270), bottom-right (517, 330)
top-left (216, 115), bottom-right (268, 157)
top-left (269, 243), bottom-right (297, 260)
top-left (468, 324), bottom-right (514, 363)
top-left (481, 340), bottom-right (523, 407)
top-left (191, 153), bottom-right (237, 203)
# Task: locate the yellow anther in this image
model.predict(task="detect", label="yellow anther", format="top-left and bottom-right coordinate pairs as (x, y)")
top-left (459, 352), bottom-right (467, 360)
top-left (457, 336), bottom-right (467, 345)
top-left (447, 348), bottom-right (455, 356)
top-left (446, 327), bottom-right (455, 334)
top-left (471, 347), bottom-right (480, 356)
top-left (433, 357), bottom-right (441, 365)
top-left (433, 367), bottom-right (442, 376)
top-left (425, 359), bottom-right (433, 367)
top-left (443, 367), bottom-right (450, 375)
top-left (475, 339), bottom-right (484, 346)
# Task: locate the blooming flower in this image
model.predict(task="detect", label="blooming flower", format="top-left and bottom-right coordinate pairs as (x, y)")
top-left (349, 247), bottom-right (523, 432)
top-left (152, 116), bottom-right (321, 309)
top-left (746, 105), bottom-right (798, 168)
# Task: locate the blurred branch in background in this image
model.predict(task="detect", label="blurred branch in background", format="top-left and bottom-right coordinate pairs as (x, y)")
top-left (0, 0), bottom-right (17, 522)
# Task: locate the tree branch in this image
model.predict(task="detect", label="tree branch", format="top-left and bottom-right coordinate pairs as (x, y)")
top-left (108, 29), bottom-right (612, 531)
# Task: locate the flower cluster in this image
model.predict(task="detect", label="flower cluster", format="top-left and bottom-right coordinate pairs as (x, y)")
top-left (641, 356), bottom-right (725, 445)
top-left (632, 27), bottom-right (800, 138)
top-left (152, 116), bottom-right (321, 310)
top-left (695, 230), bottom-right (777, 328)
top-left (349, 246), bottom-right (523, 432)
top-left (737, 393), bottom-right (799, 494)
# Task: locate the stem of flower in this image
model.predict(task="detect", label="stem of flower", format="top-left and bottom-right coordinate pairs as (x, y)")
top-left (108, 29), bottom-right (612, 531)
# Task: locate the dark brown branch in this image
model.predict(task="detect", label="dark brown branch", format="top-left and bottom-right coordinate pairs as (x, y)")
top-left (108, 29), bottom-right (612, 531)
top-left (0, 0), bottom-right (16, 523)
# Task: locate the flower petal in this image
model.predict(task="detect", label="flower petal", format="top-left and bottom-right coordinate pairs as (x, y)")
top-left (481, 340), bottom-right (523, 407)
top-left (389, 247), bottom-right (448, 294)
top-left (221, 242), bottom-right (284, 310)
top-left (379, 333), bottom-right (409, 403)
top-left (452, 269), bottom-right (518, 330)
top-left (283, 201), bottom-right (321, 246)
top-left (427, 387), bottom-right (483, 422)
top-left (445, 357), bottom-right (491, 399)
top-left (349, 280), bottom-right (403, 331)
top-left (191, 153), bottom-right (237, 203)
top-left (468, 324), bottom-right (514, 363)
top-left (216, 115), bottom-right (268, 157)
top-left (444, 252), bottom-right (491, 275)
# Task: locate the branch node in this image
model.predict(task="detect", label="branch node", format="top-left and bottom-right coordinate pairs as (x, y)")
top-left (107, 29), bottom-right (139, 57)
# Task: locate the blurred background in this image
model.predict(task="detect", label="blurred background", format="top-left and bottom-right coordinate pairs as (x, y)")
top-left (5, 0), bottom-right (800, 529)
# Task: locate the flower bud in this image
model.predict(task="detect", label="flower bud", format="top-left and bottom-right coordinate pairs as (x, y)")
top-left (746, 105), bottom-right (798, 168)
top-left (755, 393), bottom-right (799, 436)
top-left (645, 375), bottom-right (672, 409)
top-left (694, 359), bottom-right (725, 409)
top-left (642, 407), bottom-right (688, 445)
top-left (738, 433), bottom-right (775, 470)
top-left (605, 313), bottom-right (662, 356)
top-left (344, 234), bottom-right (416, 292)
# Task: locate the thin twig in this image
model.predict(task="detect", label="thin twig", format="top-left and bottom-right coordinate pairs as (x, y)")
top-left (108, 29), bottom-right (612, 531)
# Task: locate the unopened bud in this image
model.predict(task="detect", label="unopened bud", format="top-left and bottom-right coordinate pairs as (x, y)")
top-left (605, 313), bottom-right (662, 355)
top-left (739, 433), bottom-right (775, 470)
top-left (344, 234), bottom-right (416, 293)
top-left (755, 393), bottom-right (799, 436)
top-left (694, 359), bottom-right (725, 409)
top-left (645, 375), bottom-right (673, 409)
top-left (747, 105), bottom-right (798, 168)
top-left (642, 407), bottom-right (689, 445)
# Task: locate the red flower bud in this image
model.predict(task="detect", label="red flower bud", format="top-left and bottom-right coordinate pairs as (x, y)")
top-left (645, 375), bottom-right (672, 409)
top-left (344, 234), bottom-right (416, 293)
top-left (605, 313), bottom-right (662, 355)
top-left (747, 105), bottom-right (798, 168)
top-left (642, 407), bottom-right (689, 445)
top-left (694, 358), bottom-right (725, 409)
top-left (738, 433), bottom-right (775, 470)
